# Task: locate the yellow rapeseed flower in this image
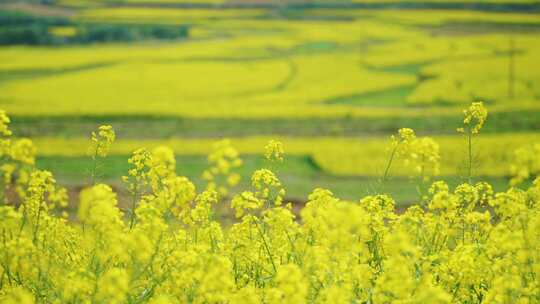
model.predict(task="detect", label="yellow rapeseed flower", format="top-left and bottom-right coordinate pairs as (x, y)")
top-left (457, 101), bottom-right (488, 134)
top-left (90, 125), bottom-right (116, 157)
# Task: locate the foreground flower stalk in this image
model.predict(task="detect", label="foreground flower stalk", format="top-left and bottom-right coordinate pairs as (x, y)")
top-left (457, 102), bottom-right (488, 184)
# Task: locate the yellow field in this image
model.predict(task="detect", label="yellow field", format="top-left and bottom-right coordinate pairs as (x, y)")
top-left (2, 8), bottom-right (539, 117)
top-left (30, 132), bottom-right (540, 177)
top-left (368, 9), bottom-right (540, 25)
top-left (0, 51), bottom-right (419, 117)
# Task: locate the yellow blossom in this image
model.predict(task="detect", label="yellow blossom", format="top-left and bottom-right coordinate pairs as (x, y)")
top-left (264, 140), bottom-right (285, 162)
top-left (90, 125), bottom-right (116, 157)
top-left (457, 101), bottom-right (488, 134)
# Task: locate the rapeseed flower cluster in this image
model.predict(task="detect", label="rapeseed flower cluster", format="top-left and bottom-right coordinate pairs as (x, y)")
top-left (0, 105), bottom-right (539, 304)
top-left (0, 110), bottom-right (12, 137)
top-left (457, 101), bottom-right (488, 134)
top-left (202, 139), bottom-right (242, 197)
top-left (89, 125), bottom-right (116, 184)
top-left (386, 127), bottom-right (440, 182)
top-left (457, 101), bottom-right (488, 183)
top-left (510, 143), bottom-right (540, 186)
top-left (264, 140), bottom-right (285, 163)
top-left (90, 124), bottom-right (116, 157)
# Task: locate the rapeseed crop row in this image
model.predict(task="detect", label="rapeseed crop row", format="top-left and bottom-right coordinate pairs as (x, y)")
top-left (0, 103), bottom-right (539, 303)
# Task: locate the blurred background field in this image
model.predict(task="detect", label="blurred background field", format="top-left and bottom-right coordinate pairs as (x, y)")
top-left (1, 0), bottom-right (539, 205)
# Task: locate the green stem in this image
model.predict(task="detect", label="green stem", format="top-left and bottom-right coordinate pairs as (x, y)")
top-left (255, 220), bottom-right (277, 274)
top-left (382, 144), bottom-right (398, 184)
top-left (129, 184), bottom-right (139, 230)
top-left (32, 203), bottom-right (42, 244)
top-left (417, 157), bottom-right (426, 203)
top-left (467, 128), bottom-right (472, 184)
top-left (90, 144), bottom-right (99, 186)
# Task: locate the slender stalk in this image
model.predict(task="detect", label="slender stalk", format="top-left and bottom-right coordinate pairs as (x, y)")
top-left (381, 144), bottom-right (398, 184)
top-left (90, 144), bottom-right (99, 186)
top-left (462, 219), bottom-right (466, 245)
top-left (255, 220), bottom-right (277, 274)
top-left (417, 156), bottom-right (426, 203)
top-left (467, 128), bottom-right (472, 184)
top-left (0, 154), bottom-right (7, 205)
top-left (0, 167), bottom-right (4, 206)
top-left (129, 184), bottom-right (138, 230)
top-left (0, 186), bottom-right (4, 206)
top-left (32, 203), bottom-right (42, 243)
